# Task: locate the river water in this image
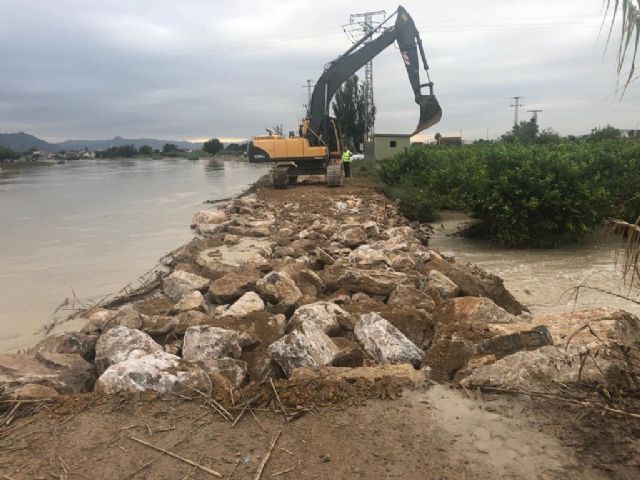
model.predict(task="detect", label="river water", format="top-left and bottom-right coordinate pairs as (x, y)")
top-left (0, 158), bottom-right (269, 352)
top-left (429, 211), bottom-right (640, 319)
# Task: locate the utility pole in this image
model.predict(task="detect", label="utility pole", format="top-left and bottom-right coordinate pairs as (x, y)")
top-left (345, 10), bottom-right (386, 146)
top-left (527, 109), bottom-right (543, 122)
top-left (510, 96), bottom-right (525, 126)
top-left (301, 79), bottom-right (314, 116)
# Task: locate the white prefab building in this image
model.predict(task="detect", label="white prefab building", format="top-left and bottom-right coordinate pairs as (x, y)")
top-left (366, 134), bottom-right (412, 160)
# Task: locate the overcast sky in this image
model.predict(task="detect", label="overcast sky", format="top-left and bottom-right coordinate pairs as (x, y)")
top-left (1, 0), bottom-right (638, 142)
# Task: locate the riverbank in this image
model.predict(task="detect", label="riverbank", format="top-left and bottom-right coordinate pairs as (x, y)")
top-left (0, 157), bottom-right (269, 353)
top-left (2, 175), bottom-right (639, 479)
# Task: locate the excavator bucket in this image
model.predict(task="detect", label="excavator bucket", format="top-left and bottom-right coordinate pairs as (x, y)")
top-left (412, 94), bottom-right (442, 136)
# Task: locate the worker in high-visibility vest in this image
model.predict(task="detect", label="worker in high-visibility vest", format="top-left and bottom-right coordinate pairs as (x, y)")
top-left (342, 147), bottom-right (352, 178)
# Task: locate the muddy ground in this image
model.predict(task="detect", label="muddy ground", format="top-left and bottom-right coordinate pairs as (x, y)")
top-left (1, 383), bottom-right (639, 479)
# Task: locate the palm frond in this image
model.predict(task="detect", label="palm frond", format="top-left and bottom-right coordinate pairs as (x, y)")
top-left (609, 217), bottom-right (640, 288)
top-left (604, 0), bottom-right (640, 93)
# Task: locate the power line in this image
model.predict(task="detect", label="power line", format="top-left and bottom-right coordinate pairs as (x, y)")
top-left (510, 96), bottom-right (525, 125)
top-left (345, 10), bottom-right (386, 146)
top-left (527, 109), bottom-right (543, 121)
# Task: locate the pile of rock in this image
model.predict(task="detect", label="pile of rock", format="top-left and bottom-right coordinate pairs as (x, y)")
top-left (3, 188), bottom-right (638, 399)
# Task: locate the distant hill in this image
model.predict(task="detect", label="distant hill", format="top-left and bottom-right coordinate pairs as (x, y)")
top-left (0, 133), bottom-right (203, 153)
top-left (57, 136), bottom-right (203, 151)
top-left (0, 132), bottom-right (59, 153)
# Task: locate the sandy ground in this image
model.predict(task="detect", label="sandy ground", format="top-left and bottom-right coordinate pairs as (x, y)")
top-left (1, 384), bottom-right (639, 480)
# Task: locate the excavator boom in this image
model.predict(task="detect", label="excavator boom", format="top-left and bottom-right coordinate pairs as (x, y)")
top-left (307, 5), bottom-right (441, 145)
top-left (247, 5), bottom-right (441, 188)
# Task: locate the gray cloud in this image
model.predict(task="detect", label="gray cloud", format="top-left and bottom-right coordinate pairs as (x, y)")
top-left (1, 0), bottom-right (638, 142)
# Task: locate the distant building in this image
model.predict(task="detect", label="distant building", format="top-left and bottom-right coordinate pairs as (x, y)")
top-left (366, 134), bottom-right (411, 160)
top-left (436, 135), bottom-right (463, 146)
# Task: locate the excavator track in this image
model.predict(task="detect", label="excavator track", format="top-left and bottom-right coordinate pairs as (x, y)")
top-left (272, 167), bottom-right (289, 189)
top-left (326, 163), bottom-right (343, 187)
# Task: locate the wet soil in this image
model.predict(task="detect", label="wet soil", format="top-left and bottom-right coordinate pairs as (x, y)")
top-left (2, 384), bottom-right (638, 479)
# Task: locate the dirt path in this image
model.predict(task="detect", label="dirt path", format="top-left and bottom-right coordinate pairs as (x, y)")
top-left (2, 384), bottom-right (637, 479)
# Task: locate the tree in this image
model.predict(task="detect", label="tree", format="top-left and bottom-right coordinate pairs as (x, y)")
top-left (537, 128), bottom-right (562, 144)
top-left (501, 117), bottom-right (539, 144)
top-left (272, 124), bottom-right (283, 136)
top-left (95, 145), bottom-right (137, 158)
top-left (589, 125), bottom-right (621, 141)
top-left (0, 145), bottom-right (20, 161)
top-left (139, 145), bottom-right (153, 155)
top-left (162, 143), bottom-right (179, 154)
top-left (203, 138), bottom-right (223, 155)
top-left (332, 74), bottom-right (375, 151)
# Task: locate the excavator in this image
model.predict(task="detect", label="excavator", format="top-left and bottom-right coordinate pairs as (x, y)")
top-left (247, 5), bottom-right (441, 188)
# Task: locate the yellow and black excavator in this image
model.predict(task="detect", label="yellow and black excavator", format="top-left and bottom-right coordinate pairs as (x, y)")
top-left (247, 5), bottom-right (442, 188)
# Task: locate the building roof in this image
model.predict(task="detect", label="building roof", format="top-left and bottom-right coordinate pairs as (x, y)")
top-left (373, 133), bottom-right (412, 138)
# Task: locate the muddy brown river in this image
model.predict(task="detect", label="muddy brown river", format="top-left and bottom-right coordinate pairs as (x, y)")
top-left (0, 158), bottom-right (269, 352)
top-left (429, 211), bottom-right (640, 318)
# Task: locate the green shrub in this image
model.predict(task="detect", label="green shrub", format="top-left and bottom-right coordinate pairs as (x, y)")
top-left (378, 140), bottom-right (639, 247)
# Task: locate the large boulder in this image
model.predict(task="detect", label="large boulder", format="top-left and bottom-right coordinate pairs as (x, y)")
top-left (354, 313), bottom-right (425, 367)
top-left (0, 352), bottom-right (96, 395)
top-left (424, 323), bottom-right (553, 382)
top-left (192, 208), bottom-right (227, 226)
top-left (139, 315), bottom-right (178, 336)
top-left (94, 326), bottom-right (163, 374)
top-left (163, 270), bottom-right (210, 301)
top-left (81, 308), bottom-right (144, 334)
top-left (425, 270), bottom-right (459, 301)
top-left (287, 301), bottom-right (350, 336)
top-left (337, 269), bottom-right (407, 296)
top-left (196, 357), bottom-right (248, 388)
top-left (427, 261), bottom-right (528, 315)
top-left (209, 272), bottom-right (258, 304)
top-left (268, 323), bottom-right (340, 376)
top-left (348, 246), bottom-right (392, 269)
top-left (388, 285), bottom-right (435, 313)
top-left (256, 271), bottom-right (302, 307)
top-left (182, 326), bottom-right (242, 364)
top-left (433, 297), bottom-right (518, 325)
top-left (533, 307), bottom-right (640, 350)
top-left (461, 345), bottom-right (608, 390)
top-left (170, 291), bottom-right (207, 315)
top-left (220, 291), bottom-right (265, 317)
top-left (338, 226), bottom-right (367, 248)
top-left (30, 332), bottom-right (98, 362)
top-left (96, 351), bottom-right (211, 394)
top-left (207, 311), bottom-right (286, 381)
top-left (174, 310), bottom-right (212, 335)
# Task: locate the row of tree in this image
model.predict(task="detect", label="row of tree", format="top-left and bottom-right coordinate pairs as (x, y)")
top-left (0, 145), bottom-right (21, 160)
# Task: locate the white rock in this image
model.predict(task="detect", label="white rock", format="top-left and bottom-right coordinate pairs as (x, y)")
top-left (96, 351), bottom-right (211, 394)
top-left (354, 313), bottom-right (425, 367)
top-left (287, 301), bottom-right (350, 335)
top-left (221, 292), bottom-right (265, 317)
top-left (163, 270), bottom-right (210, 301)
top-left (182, 326), bottom-right (242, 364)
top-left (268, 323), bottom-right (340, 376)
top-left (170, 291), bottom-right (207, 315)
top-left (348, 246), bottom-right (392, 269)
top-left (94, 326), bottom-right (163, 374)
top-left (461, 346), bottom-right (609, 389)
top-left (192, 209), bottom-right (227, 226)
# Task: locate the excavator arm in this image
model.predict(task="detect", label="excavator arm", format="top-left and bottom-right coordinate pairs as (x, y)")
top-left (307, 5), bottom-right (441, 147)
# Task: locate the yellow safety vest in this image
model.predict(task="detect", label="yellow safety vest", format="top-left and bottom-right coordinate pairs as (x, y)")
top-left (342, 150), bottom-right (352, 162)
